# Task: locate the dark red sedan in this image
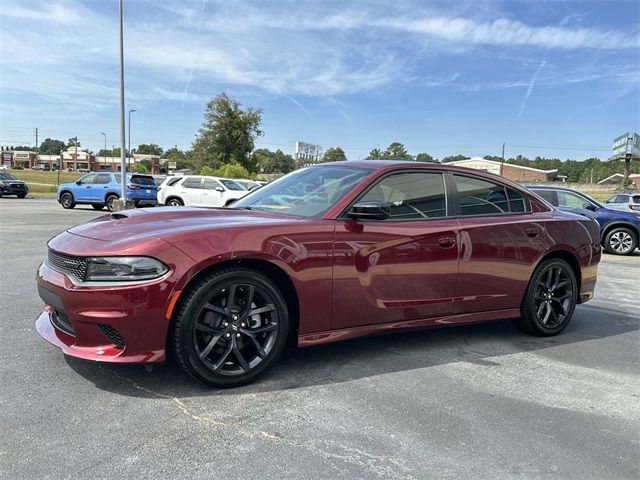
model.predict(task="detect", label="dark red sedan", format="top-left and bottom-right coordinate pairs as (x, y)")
top-left (36, 161), bottom-right (601, 387)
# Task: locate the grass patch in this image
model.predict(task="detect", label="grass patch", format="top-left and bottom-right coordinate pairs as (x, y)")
top-left (6, 169), bottom-right (83, 186)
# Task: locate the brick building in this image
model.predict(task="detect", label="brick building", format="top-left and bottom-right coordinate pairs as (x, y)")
top-left (447, 157), bottom-right (557, 183)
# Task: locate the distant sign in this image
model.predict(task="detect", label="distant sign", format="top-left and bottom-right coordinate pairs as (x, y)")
top-left (295, 141), bottom-right (321, 163)
top-left (612, 132), bottom-right (640, 158)
top-left (168, 161), bottom-right (177, 169)
top-left (2, 152), bottom-right (12, 166)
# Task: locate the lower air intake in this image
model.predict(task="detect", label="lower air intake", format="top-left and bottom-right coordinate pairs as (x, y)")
top-left (97, 324), bottom-right (125, 349)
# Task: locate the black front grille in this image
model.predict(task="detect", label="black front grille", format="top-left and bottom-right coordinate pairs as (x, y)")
top-left (51, 310), bottom-right (75, 336)
top-left (47, 250), bottom-right (87, 281)
top-left (97, 324), bottom-right (125, 349)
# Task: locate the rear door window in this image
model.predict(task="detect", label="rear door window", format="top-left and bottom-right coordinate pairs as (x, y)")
top-left (182, 178), bottom-right (203, 189)
top-left (453, 175), bottom-right (515, 215)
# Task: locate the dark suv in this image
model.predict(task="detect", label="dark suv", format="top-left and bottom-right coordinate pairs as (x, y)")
top-left (0, 172), bottom-right (28, 198)
top-left (528, 185), bottom-right (640, 255)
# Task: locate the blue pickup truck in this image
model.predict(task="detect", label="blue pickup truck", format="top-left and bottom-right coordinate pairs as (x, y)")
top-left (57, 172), bottom-right (158, 211)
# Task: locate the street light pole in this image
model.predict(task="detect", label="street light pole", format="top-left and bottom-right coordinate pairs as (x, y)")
top-left (118, 0), bottom-right (127, 199)
top-left (101, 133), bottom-right (107, 171)
top-left (128, 109), bottom-right (136, 171)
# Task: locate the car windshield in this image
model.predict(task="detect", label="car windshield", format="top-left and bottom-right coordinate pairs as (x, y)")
top-left (0, 172), bottom-right (16, 180)
top-left (231, 166), bottom-right (370, 217)
top-left (220, 179), bottom-right (246, 191)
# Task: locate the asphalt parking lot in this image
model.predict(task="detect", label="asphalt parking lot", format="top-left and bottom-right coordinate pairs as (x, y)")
top-left (1, 198), bottom-right (638, 480)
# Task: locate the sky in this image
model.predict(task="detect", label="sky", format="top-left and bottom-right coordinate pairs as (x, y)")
top-left (0, 0), bottom-right (639, 161)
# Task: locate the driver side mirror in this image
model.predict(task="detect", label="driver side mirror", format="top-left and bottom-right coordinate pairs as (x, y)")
top-left (75, 180), bottom-right (82, 185)
top-left (215, 186), bottom-right (224, 192)
top-left (348, 200), bottom-right (390, 220)
top-left (583, 203), bottom-right (597, 212)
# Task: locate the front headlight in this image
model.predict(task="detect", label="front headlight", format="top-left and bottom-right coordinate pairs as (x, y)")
top-left (85, 256), bottom-right (169, 281)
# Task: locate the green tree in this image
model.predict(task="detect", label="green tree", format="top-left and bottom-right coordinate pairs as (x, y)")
top-left (383, 142), bottom-right (413, 160)
top-left (192, 93), bottom-right (263, 172)
top-left (366, 148), bottom-right (383, 159)
top-left (39, 138), bottom-right (66, 154)
top-left (483, 155), bottom-right (503, 162)
top-left (201, 162), bottom-right (253, 179)
top-left (66, 137), bottom-right (81, 148)
top-left (322, 147), bottom-right (347, 162)
top-left (441, 154), bottom-right (468, 163)
top-left (133, 163), bottom-right (150, 173)
top-left (250, 148), bottom-right (295, 173)
top-left (135, 143), bottom-right (163, 156)
top-left (416, 152), bottom-right (436, 162)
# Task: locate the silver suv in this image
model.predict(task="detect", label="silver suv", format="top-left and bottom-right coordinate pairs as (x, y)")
top-left (604, 193), bottom-right (640, 215)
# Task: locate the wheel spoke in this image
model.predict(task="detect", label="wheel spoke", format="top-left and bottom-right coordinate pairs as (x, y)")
top-left (551, 267), bottom-right (561, 290)
top-left (248, 304), bottom-right (275, 316)
top-left (536, 301), bottom-right (546, 317)
top-left (232, 340), bottom-right (250, 372)
top-left (552, 280), bottom-right (570, 292)
top-left (550, 297), bottom-right (567, 315)
top-left (240, 285), bottom-right (255, 316)
top-left (204, 302), bottom-right (226, 315)
top-left (549, 305), bottom-right (560, 324)
top-left (212, 340), bottom-right (233, 371)
top-left (541, 303), bottom-right (551, 325)
top-left (199, 333), bottom-right (224, 360)
top-left (248, 322), bottom-right (278, 334)
top-left (544, 268), bottom-right (553, 288)
top-left (226, 285), bottom-right (237, 309)
top-left (240, 330), bottom-right (267, 358)
top-left (195, 323), bottom-right (219, 335)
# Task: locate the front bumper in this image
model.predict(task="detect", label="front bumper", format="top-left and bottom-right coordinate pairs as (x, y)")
top-left (35, 257), bottom-right (179, 364)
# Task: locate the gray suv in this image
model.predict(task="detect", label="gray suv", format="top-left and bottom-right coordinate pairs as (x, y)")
top-left (603, 192), bottom-right (640, 215)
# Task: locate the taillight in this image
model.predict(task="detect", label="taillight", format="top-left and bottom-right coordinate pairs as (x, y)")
top-left (127, 184), bottom-right (139, 190)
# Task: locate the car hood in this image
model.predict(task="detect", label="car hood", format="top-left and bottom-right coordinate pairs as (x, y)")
top-left (1, 178), bottom-right (25, 184)
top-left (67, 206), bottom-right (303, 242)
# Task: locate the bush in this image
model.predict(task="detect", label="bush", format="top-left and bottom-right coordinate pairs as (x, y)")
top-left (133, 163), bottom-right (150, 174)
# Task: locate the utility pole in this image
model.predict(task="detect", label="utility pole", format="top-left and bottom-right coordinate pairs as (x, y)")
top-left (101, 133), bottom-right (107, 171)
top-left (74, 136), bottom-right (78, 172)
top-left (35, 127), bottom-right (38, 168)
top-left (500, 142), bottom-right (505, 176)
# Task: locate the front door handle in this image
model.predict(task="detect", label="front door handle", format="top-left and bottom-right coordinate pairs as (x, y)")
top-left (526, 228), bottom-right (539, 238)
top-left (438, 236), bottom-right (456, 248)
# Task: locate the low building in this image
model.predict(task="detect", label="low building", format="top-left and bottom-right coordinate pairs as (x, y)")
top-left (447, 157), bottom-right (558, 183)
top-left (598, 173), bottom-right (640, 188)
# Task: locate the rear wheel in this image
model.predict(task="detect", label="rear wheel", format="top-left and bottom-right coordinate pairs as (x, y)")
top-left (166, 197), bottom-right (183, 207)
top-left (105, 194), bottom-right (119, 212)
top-left (92, 204), bottom-right (105, 210)
top-left (603, 227), bottom-right (637, 255)
top-left (515, 258), bottom-right (577, 336)
top-left (173, 267), bottom-right (289, 387)
top-left (60, 192), bottom-right (75, 209)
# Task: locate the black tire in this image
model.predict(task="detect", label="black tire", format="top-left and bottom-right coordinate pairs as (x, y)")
top-left (92, 204), bottom-right (105, 210)
top-left (173, 267), bottom-right (289, 387)
top-left (515, 258), bottom-right (577, 336)
top-left (17, 193), bottom-right (27, 199)
top-left (60, 192), bottom-right (75, 209)
top-left (166, 197), bottom-right (183, 207)
top-left (603, 227), bottom-right (637, 255)
top-left (105, 194), bottom-right (119, 212)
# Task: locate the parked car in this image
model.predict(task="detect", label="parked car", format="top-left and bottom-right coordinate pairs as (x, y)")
top-left (35, 161), bottom-right (602, 387)
top-left (157, 175), bottom-right (248, 207)
top-left (56, 172), bottom-right (158, 211)
top-left (603, 192), bottom-right (640, 214)
top-left (234, 179), bottom-right (262, 191)
top-left (0, 172), bottom-right (28, 198)
top-left (152, 174), bottom-right (166, 186)
top-left (32, 164), bottom-right (51, 171)
top-left (528, 185), bottom-right (640, 255)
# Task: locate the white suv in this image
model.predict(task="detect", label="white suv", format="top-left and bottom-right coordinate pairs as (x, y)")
top-left (158, 175), bottom-right (248, 207)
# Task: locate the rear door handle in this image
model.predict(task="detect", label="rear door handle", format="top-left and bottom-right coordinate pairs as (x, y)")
top-left (438, 236), bottom-right (456, 248)
top-left (526, 228), bottom-right (539, 238)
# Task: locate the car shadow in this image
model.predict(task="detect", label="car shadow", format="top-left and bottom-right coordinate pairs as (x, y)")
top-left (65, 303), bottom-right (638, 398)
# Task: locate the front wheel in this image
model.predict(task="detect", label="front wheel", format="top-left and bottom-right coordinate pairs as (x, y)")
top-left (604, 227), bottom-right (637, 255)
top-left (515, 258), bottom-right (577, 336)
top-left (172, 268), bottom-right (289, 387)
top-left (17, 193), bottom-right (27, 199)
top-left (60, 192), bottom-right (75, 209)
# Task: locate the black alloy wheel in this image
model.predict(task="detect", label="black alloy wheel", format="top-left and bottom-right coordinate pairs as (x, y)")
top-left (173, 268), bottom-right (289, 387)
top-left (516, 258), bottom-right (577, 336)
top-left (60, 192), bottom-right (75, 209)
